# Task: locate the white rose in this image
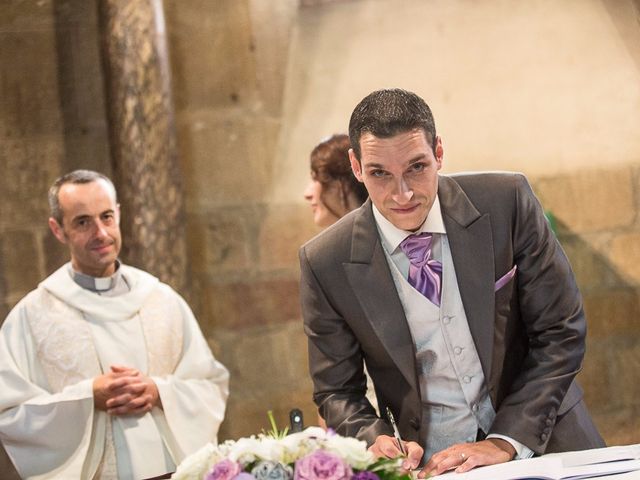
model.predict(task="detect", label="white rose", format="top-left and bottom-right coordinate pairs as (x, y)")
top-left (253, 436), bottom-right (288, 462)
top-left (228, 435), bottom-right (289, 464)
top-left (323, 435), bottom-right (374, 470)
top-left (279, 428), bottom-right (325, 462)
top-left (295, 426), bottom-right (328, 441)
top-left (228, 436), bottom-right (264, 463)
top-left (172, 443), bottom-right (217, 480)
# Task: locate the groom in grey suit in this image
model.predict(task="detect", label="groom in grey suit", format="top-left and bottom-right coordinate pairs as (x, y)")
top-left (299, 89), bottom-right (604, 477)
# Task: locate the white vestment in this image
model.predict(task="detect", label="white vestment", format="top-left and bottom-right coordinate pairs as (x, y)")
top-left (0, 264), bottom-right (230, 479)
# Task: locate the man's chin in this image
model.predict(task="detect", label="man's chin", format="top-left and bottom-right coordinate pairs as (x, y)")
top-left (93, 257), bottom-right (118, 275)
top-left (387, 214), bottom-right (425, 232)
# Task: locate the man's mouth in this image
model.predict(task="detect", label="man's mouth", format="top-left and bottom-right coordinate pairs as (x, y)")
top-left (91, 243), bottom-right (113, 253)
top-left (390, 204), bottom-right (420, 214)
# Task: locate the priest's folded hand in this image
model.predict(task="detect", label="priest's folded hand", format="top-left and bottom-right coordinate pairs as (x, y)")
top-left (93, 364), bottom-right (162, 415)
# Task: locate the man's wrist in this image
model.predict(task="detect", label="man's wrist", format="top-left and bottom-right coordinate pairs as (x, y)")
top-left (486, 433), bottom-right (534, 460)
top-left (486, 437), bottom-right (516, 460)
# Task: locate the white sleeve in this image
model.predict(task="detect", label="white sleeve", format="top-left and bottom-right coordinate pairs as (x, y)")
top-left (152, 295), bottom-right (229, 462)
top-left (0, 304), bottom-right (97, 479)
top-left (487, 433), bottom-right (535, 460)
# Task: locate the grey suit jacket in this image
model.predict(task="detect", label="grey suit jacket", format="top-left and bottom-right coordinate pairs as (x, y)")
top-left (299, 172), bottom-right (604, 455)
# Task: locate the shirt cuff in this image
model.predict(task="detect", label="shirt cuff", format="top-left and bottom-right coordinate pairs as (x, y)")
top-left (486, 434), bottom-right (535, 460)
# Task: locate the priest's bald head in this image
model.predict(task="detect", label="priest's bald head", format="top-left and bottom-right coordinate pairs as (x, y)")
top-left (47, 170), bottom-right (122, 278)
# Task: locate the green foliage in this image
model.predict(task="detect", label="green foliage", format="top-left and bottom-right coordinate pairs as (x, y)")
top-left (263, 410), bottom-right (289, 439)
top-left (367, 458), bottom-right (414, 480)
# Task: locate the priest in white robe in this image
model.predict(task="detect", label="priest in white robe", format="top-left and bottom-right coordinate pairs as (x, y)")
top-left (0, 170), bottom-right (230, 479)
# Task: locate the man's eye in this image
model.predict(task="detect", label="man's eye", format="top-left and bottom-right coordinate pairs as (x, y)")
top-left (409, 163), bottom-right (426, 173)
top-left (370, 170), bottom-right (388, 178)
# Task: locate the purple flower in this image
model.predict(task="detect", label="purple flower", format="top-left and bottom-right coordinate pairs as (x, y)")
top-left (236, 473), bottom-right (258, 480)
top-left (294, 451), bottom-right (353, 480)
top-left (351, 472), bottom-right (380, 480)
top-left (205, 459), bottom-right (243, 480)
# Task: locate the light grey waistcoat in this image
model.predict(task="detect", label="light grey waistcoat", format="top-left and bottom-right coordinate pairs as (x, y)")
top-left (384, 234), bottom-right (495, 459)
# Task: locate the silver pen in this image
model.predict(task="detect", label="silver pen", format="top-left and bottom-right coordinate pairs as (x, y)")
top-left (385, 406), bottom-right (407, 456)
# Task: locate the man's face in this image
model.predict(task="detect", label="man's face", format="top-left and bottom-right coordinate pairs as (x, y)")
top-left (48, 179), bottom-right (122, 277)
top-left (350, 129), bottom-right (443, 231)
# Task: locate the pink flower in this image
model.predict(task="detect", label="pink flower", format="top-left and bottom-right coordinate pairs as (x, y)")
top-left (236, 473), bottom-right (257, 480)
top-left (294, 451), bottom-right (353, 480)
top-left (351, 472), bottom-right (379, 480)
top-left (205, 459), bottom-right (243, 480)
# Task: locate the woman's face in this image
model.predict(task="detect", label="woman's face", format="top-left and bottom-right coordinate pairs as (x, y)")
top-left (303, 178), bottom-right (344, 228)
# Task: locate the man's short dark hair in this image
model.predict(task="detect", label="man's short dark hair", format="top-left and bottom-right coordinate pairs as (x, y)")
top-left (348, 88), bottom-right (437, 160)
top-left (48, 169), bottom-right (117, 224)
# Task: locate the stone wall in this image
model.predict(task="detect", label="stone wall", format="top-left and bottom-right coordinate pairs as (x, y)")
top-left (162, 0), bottom-right (320, 439)
top-left (1, 0), bottom-right (110, 312)
top-left (0, 0), bottom-right (639, 477)
top-left (0, 0), bottom-right (111, 476)
top-left (0, 0), bottom-right (111, 313)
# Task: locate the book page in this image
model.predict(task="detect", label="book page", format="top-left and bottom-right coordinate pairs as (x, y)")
top-left (431, 456), bottom-right (562, 480)
top-left (431, 446), bottom-right (640, 480)
top-left (556, 444), bottom-right (640, 468)
top-left (560, 459), bottom-right (640, 479)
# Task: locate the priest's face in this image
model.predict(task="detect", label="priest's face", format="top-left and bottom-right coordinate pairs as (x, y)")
top-left (48, 179), bottom-right (122, 277)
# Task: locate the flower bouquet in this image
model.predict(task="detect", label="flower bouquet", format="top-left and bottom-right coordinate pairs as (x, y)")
top-left (172, 414), bottom-right (411, 480)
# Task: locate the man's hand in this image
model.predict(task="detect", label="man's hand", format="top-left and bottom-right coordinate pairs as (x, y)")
top-left (418, 438), bottom-right (515, 477)
top-left (369, 434), bottom-right (423, 471)
top-left (93, 366), bottom-right (139, 411)
top-left (93, 365), bottom-right (161, 416)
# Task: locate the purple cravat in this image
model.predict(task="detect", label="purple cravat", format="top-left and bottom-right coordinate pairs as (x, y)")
top-left (399, 233), bottom-right (443, 307)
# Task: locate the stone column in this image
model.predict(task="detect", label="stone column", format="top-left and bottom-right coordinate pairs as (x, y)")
top-left (98, 0), bottom-right (187, 293)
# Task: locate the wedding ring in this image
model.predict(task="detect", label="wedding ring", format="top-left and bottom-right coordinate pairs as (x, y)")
top-left (460, 452), bottom-right (466, 462)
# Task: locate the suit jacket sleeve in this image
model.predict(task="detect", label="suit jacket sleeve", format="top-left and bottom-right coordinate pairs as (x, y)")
top-left (485, 174), bottom-right (587, 452)
top-left (299, 245), bottom-right (392, 445)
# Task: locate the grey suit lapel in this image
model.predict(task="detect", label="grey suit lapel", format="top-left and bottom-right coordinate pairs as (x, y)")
top-left (438, 175), bottom-right (496, 382)
top-left (343, 201), bottom-right (419, 391)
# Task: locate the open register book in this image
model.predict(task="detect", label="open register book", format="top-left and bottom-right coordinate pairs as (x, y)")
top-left (433, 444), bottom-right (640, 480)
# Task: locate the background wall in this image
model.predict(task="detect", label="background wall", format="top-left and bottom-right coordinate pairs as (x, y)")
top-left (0, 0), bottom-right (639, 476)
top-left (274, 0), bottom-right (640, 198)
top-left (0, 0), bottom-right (112, 320)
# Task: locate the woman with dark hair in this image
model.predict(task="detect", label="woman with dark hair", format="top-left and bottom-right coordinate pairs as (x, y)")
top-left (303, 134), bottom-right (377, 424)
top-left (304, 134), bottom-right (368, 228)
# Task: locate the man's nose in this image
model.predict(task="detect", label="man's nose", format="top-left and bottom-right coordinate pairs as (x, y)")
top-left (94, 222), bottom-right (109, 238)
top-left (391, 177), bottom-right (413, 204)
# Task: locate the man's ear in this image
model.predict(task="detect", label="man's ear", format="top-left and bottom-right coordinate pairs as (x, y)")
top-left (434, 136), bottom-right (444, 170)
top-left (349, 149), bottom-right (364, 182)
top-left (48, 217), bottom-right (67, 244)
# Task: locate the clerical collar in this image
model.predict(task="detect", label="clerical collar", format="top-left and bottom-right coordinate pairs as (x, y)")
top-left (69, 261), bottom-right (122, 293)
top-left (372, 194), bottom-right (446, 255)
